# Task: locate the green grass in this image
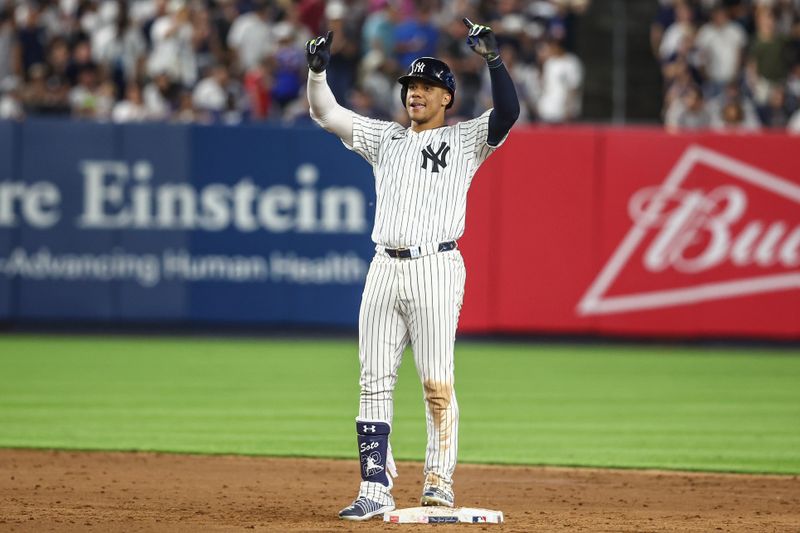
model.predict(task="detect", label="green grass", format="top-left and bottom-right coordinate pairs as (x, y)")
top-left (0, 335), bottom-right (798, 474)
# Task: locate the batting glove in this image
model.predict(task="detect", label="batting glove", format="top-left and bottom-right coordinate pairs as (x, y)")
top-left (463, 18), bottom-right (499, 63)
top-left (305, 31), bottom-right (333, 73)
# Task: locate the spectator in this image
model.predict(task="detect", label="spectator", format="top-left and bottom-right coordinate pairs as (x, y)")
top-left (651, 0), bottom-right (677, 58)
top-left (142, 71), bottom-right (175, 119)
top-left (347, 85), bottom-right (384, 118)
top-left (65, 39), bottom-right (96, 86)
top-left (758, 84), bottom-right (792, 127)
top-left (662, 30), bottom-right (703, 96)
top-left (45, 37), bottom-right (71, 96)
top-left (269, 21), bottom-right (305, 111)
top-left (746, 7), bottom-right (791, 107)
top-left (663, 59), bottom-right (698, 116)
top-left (89, 0), bottom-right (120, 65)
top-left (0, 75), bottom-right (22, 119)
top-left (192, 4), bottom-right (225, 77)
top-left (659, 0), bottom-right (695, 62)
top-left (95, 78), bottom-right (117, 120)
top-left (172, 87), bottom-right (197, 122)
top-left (791, 17), bottom-right (800, 66)
top-left (147, 0), bottom-right (197, 87)
top-left (774, 0), bottom-right (796, 36)
top-left (280, 2), bottom-right (313, 50)
top-left (361, 0), bottom-right (398, 60)
top-left (92, 3), bottom-right (148, 89)
top-left (729, 0), bottom-right (756, 35)
top-left (16, 2), bottom-right (48, 77)
top-left (695, 5), bottom-right (747, 96)
top-left (546, 0), bottom-right (588, 52)
top-left (494, 0), bottom-right (526, 50)
top-left (112, 82), bottom-right (149, 122)
top-left (556, 0), bottom-right (588, 32)
top-left (665, 84), bottom-right (711, 131)
top-left (325, 1), bottom-right (360, 104)
top-left (357, 43), bottom-right (391, 115)
top-left (193, 63), bottom-right (229, 116)
top-left (130, 0), bottom-right (161, 30)
top-left (786, 63), bottom-right (800, 104)
top-left (536, 37), bottom-right (582, 123)
top-left (243, 57), bottom-right (273, 120)
top-left (707, 82), bottom-right (761, 131)
top-left (21, 61), bottom-right (68, 114)
top-left (211, 0), bottom-right (239, 62)
top-left (394, 0), bottom-right (438, 69)
top-left (717, 100), bottom-right (747, 131)
top-left (3, 0), bottom-right (598, 125)
top-left (220, 91), bottom-right (244, 124)
top-left (298, 0), bottom-right (326, 36)
top-left (787, 105), bottom-right (800, 132)
top-left (0, 8), bottom-right (17, 86)
top-left (66, 65), bottom-right (114, 119)
top-left (226, 0), bottom-right (274, 72)
top-left (358, 33), bottom-right (401, 118)
top-left (77, 0), bottom-right (103, 42)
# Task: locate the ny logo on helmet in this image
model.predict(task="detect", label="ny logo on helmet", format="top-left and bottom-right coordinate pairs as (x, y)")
top-left (362, 424), bottom-right (376, 433)
top-left (412, 61), bottom-right (426, 74)
top-left (421, 142), bottom-right (450, 173)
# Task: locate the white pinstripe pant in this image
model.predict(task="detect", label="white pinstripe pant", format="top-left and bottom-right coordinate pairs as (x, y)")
top-left (358, 248), bottom-right (466, 488)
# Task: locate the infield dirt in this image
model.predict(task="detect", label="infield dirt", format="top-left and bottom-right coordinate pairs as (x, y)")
top-left (0, 449), bottom-right (798, 532)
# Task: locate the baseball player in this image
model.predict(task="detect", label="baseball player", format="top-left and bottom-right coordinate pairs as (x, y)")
top-left (305, 18), bottom-right (519, 521)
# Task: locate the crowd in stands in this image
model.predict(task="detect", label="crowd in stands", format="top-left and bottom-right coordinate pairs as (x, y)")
top-left (0, 0), bottom-right (588, 126)
top-left (654, 0), bottom-right (800, 132)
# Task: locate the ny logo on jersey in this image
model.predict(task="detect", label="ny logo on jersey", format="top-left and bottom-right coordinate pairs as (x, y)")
top-left (421, 142), bottom-right (450, 173)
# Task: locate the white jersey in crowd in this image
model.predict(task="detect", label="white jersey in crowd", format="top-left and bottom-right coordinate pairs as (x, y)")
top-left (147, 15), bottom-right (197, 86)
top-left (696, 21), bottom-right (747, 84)
top-left (344, 110), bottom-right (499, 249)
top-left (227, 12), bottom-right (275, 71)
top-left (538, 52), bottom-right (583, 123)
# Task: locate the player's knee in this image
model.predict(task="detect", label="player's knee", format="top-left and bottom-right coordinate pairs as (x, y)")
top-left (423, 380), bottom-right (453, 412)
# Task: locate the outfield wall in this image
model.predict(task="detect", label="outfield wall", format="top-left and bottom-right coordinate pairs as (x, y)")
top-left (0, 120), bottom-right (798, 339)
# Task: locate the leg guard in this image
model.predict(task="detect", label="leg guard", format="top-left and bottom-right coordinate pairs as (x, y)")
top-left (356, 420), bottom-right (391, 487)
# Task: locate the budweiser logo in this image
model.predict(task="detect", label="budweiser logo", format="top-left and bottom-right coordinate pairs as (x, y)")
top-left (578, 145), bottom-right (800, 315)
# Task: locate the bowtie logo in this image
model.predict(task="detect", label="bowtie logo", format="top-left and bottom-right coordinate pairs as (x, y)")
top-left (421, 142), bottom-right (450, 173)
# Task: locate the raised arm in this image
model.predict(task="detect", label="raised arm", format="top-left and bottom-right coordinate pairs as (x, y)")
top-left (464, 18), bottom-right (520, 146)
top-left (305, 31), bottom-right (354, 145)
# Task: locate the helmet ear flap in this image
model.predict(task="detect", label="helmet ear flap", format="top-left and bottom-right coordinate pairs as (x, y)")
top-left (400, 84), bottom-right (408, 108)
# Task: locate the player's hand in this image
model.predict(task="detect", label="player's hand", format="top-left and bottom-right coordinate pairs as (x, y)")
top-left (305, 31), bottom-right (333, 73)
top-left (462, 18), bottom-right (499, 62)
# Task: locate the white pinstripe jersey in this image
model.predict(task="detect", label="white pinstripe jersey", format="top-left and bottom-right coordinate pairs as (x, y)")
top-left (344, 109), bottom-right (505, 248)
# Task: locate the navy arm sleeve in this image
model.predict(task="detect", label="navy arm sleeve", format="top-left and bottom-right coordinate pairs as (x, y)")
top-left (486, 57), bottom-right (520, 147)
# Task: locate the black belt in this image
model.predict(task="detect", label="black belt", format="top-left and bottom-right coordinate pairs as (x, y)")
top-left (384, 241), bottom-right (457, 259)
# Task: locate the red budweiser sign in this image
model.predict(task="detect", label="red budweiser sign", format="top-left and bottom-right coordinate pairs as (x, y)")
top-left (579, 145), bottom-right (800, 315)
top-left (459, 130), bottom-right (799, 338)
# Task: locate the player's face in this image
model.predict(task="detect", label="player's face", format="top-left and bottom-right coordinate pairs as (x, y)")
top-left (406, 80), bottom-right (450, 126)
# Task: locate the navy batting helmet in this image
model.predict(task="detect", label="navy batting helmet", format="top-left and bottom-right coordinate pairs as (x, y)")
top-left (398, 57), bottom-right (456, 110)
